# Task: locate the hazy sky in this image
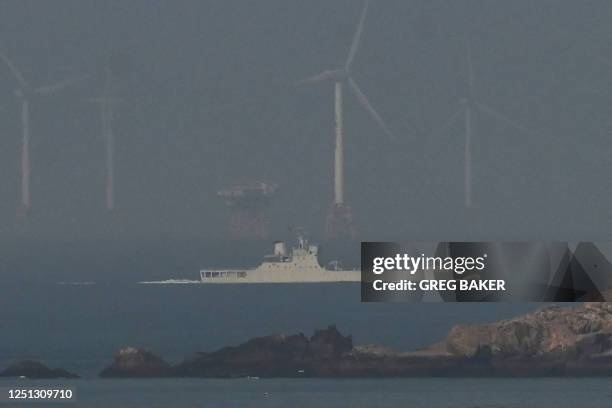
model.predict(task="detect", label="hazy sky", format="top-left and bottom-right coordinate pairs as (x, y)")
top-left (0, 0), bottom-right (611, 241)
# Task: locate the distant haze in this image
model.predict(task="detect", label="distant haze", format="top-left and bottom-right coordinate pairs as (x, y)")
top-left (0, 0), bottom-right (611, 241)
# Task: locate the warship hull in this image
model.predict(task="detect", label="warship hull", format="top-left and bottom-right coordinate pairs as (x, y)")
top-left (200, 238), bottom-right (360, 284)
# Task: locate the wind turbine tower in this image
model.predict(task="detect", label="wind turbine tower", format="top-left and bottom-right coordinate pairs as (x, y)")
top-left (298, 0), bottom-right (394, 240)
top-left (88, 66), bottom-right (123, 212)
top-left (437, 40), bottom-right (533, 208)
top-left (0, 51), bottom-right (86, 217)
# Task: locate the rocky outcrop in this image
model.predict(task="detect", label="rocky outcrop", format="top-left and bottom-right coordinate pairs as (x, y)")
top-left (174, 325), bottom-right (352, 377)
top-left (443, 303), bottom-right (612, 360)
top-left (416, 303), bottom-right (612, 376)
top-left (0, 361), bottom-right (79, 379)
top-left (101, 304), bottom-right (612, 377)
top-left (99, 347), bottom-right (172, 378)
top-left (307, 325), bottom-right (353, 357)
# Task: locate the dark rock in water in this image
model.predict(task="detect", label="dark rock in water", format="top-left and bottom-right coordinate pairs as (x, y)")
top-left (100, 347), bottom-right (172, 378)
top-left (0, 361), bottom-right (79, 379)
top-left (103, 305), bottom-right (612, 377)
top-left (173, 324), bottom-right (353, 378)
top-left (307, 325), bottom-right (353, 357)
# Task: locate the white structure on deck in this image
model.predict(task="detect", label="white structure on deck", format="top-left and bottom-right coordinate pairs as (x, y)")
top-left (200, 237), bottom-right (360, 283)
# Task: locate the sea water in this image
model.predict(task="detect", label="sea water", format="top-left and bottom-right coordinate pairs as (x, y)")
top-left (0, 283), bottom-right (538, 374)
top-left (0, 282), bottom-right (574, 407)
top-left (0, 377), bottom-right (610, 407)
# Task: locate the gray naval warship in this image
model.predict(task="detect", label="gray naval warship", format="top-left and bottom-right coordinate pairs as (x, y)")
top-left (200, 237), bottom-right (360, 283)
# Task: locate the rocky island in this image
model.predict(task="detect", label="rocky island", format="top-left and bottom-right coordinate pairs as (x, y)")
top-left (0, 361), bottom-right (79, 379)
top-left (100, 303), bottom-right (612, 377)
top-left (100, 347), bottom-right (172, 378)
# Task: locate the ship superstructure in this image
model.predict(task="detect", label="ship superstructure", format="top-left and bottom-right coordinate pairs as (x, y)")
top-left (200, 237), bottom-right (360, 283)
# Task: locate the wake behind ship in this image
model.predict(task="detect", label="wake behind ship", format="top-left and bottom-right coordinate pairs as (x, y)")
top-left (199, 237), bottom-right (360, 283)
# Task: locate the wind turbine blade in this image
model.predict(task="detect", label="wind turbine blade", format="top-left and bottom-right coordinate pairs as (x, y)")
top-left (35, 75), bottom-right (88, 95)
top-left (348, 77), bottom-right (394, 140)
top-left (434, 107), bottom-right (463, 135)
top-left (0, 51), bottom-right (28, 87)
top-left (475, 101), bottom-right (534, 135)
top-left (295, 69), bottom-right (341, 85)
top-left (345, 0), bottom-right (370, 70)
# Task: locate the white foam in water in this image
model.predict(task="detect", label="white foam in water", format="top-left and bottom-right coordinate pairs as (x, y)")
top-left (138, 279), bottom-right (201, 284)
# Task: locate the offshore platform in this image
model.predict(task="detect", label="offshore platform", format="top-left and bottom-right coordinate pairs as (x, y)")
top-left (217, 182), bottom-right (278, 240)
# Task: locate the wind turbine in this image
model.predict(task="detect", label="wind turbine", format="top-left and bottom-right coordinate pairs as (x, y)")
top-left (437, 39), bottom-right (533, 208)
top-left (297, 0), bottom-right (394, 239)
top-left (0, 51), bottom-right (87, 216)
top-left (87, 66), bottom-right (123, 212)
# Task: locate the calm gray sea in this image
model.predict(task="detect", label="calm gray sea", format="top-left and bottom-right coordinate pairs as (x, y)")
top-left (0, 282), bottom-right (584, 407)
top-left (0, 283), bottom-right (539, 376)
top-left (0, 378), bottom-right (610, 407)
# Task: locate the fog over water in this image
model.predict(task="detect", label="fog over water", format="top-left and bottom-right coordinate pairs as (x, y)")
top-left (0, 0), bottom-right (610, 244)
top-left (1, 1), bottom-right (608, 375)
